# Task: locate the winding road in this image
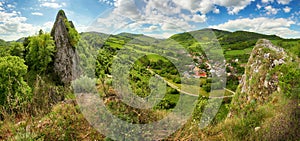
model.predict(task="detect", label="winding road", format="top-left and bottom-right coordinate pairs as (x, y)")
top-left (147, 69), bottom-right (235, 99)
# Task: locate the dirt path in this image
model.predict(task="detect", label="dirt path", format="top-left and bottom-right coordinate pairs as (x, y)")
top-left (147, 69), bottom-right (235, 99)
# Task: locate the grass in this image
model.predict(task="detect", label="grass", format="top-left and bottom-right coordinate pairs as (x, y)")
top-left (225, 47), bottom-right (253, 56)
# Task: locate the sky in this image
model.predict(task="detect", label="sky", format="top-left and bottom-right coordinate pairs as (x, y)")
top-left (0, 0), bottom-right (300, 41)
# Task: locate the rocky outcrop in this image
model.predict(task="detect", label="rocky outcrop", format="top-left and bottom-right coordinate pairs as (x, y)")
top-left (51, 10), bottom-right (80, 85)
top-left (232, 39), bottom-right (288, 110)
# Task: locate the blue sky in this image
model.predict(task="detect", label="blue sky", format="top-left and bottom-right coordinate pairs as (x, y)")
top-left (0, 0), bottom-right (299, 41)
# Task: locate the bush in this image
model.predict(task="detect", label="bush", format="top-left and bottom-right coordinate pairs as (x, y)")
top-left (25, 32), bottom-right (55, 74)
top-left (0, 56), bottom-right (32, 113)
top-left (72, 76), bottom-right (97, 93)
top-left (278, 62), bottom-right (300, 98)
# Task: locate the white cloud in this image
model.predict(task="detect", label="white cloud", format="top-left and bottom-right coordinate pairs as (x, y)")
top-left (143, 25), bottom-right (159, 32)
top-left (91, 0), bottom-right (196, 35)
top-left (276, 0), bottom-right (292, 4)
top-left (93, 0), bottom-right (257, 35)
top-left (213, 7), bottom-right (220, 14)
top-left (0, 11), bottom-right (53, 41)
top-left (256, 4), bottom-right (262, 9)
top-left (216, 0), bottom-right (255, 15)
top-left (265, 5), bottom-right (279, 15)
top-left (144, 0), bottom-right (181, 16)
top-left (40, 2), bottom-right (66, 9)
top-left (113, 0), bottom-right (141, 20)
top-left (262, 0), bottom-right (274, 3)
top-left (42, 21), bottom-right (53, 31)
top-left (283, 6), bottom-right (291, 13)
top-left (31, 12), bottom-right (43, 16)
top-left (99, 0), bottom-right (113, 6)
top-left (7, 4), bottom-right (15, 9)
top-left (172, 0), bottom-right (254, 15)
top-left (191, 14), bottom-right (207, 23)
top-left (172, 0), bottom-right (213, 14)
top-left (210, 17), bottom-right (299, 38)
top-left (145, 32), bottom-right (174, 39)
top-left (0, 2), bottom-right (4, 11)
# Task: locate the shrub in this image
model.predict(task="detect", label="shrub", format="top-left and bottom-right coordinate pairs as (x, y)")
top-left (0, 56), bottom-right (32, 113)
top-left (72, 76), bottom-right (97, 93)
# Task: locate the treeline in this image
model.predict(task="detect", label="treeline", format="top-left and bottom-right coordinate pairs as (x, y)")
top-left (0, 28), bottom-right (79, 119)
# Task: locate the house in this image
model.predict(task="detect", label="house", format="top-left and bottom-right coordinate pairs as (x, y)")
top-left (193, 66), bottom-right (207, 78)
top-left (199, 72), bottom-right (207, 78)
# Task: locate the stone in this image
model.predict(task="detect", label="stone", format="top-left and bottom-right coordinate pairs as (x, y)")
top-left (51, 10), bottom-right (80, 85)
top-left (255, 127), bottom-right (261, 132)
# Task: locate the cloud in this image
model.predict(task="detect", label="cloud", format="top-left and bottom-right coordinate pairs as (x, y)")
top-left (216, 0), bottom-right (255, 15)
top-left (93, 0), bottom-right (257, 35)
top-left (262, 0), bottom-right (274, 3)
top-left (144, 0), bottom-right (181, 16)
top-left (283, 6), bottom-right (291, 13)
top-left (92, 0), bottom-right (196, 35)
top-left (276, 0), bottom-right (292, 4)
top-left (143, 25), bottom-right (159, 32)
top-left (0, 11), bottom-right (53, 41)
top-left (31, 12), bottom-right (43, 16)
top-left (7, 4), bottom-right (15, 9)
top-left (0, 2), bottom-right (5, 11)
top-left (172, 0), bottom-right (254, 15)
top-left (191, 14), bottom-right (207, 23)
top-left (145, 32), bottom-right (175, 39)
top-left (264, 5), bottom-right (279, 15)
top-left (256, 4), bottom-right (262, 9)
top-left (113, 0), bottom-right (141, 20)
top-left (40, 2), bottom-right (66, 9)
top-left (173, 0), bottom-right (214, 14)
top-left (99, 0), bottom-right (113, 6)
top-left (213, 7), bottom-right (220, 14)
top-left (210, 17), bottom-right (299, 38)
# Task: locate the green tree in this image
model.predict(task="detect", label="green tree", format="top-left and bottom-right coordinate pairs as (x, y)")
top-left (0, 56), bottom-right (32, 113)
top-left (10, 42), bottom-right (25, 58)
top-left (26, 32), bottom-right (55, 74)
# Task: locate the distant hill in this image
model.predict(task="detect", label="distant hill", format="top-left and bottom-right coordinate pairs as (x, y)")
top-left (0, 39), bottom-right (8, 46)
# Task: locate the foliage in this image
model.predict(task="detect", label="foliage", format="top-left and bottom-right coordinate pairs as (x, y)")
top-left (10, 42), bottom-right (25, 58)
top-left (277, 62), bottom-right (300, 98)
top-left (64, 19), bottom-right (80, 47)
top-left (0, 41), bottom-right (25, 58)
top-left (25, 32), bottom-right (56, 74)
top-left (31, 76), bottom-right (66, 115)
top-left (0, 56), bottom-right (31, 113)
top-left (72, 75), bottom-right (97, 93)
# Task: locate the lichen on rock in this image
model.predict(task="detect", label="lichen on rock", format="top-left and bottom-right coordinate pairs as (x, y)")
top-left (231, 39), bottom-right (288, 112)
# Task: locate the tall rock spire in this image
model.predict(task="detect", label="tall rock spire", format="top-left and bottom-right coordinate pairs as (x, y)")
top-left (51, 10), bottom-right (80, 85)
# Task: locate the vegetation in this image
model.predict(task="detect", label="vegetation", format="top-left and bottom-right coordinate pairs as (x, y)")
top-left (64, 19), bottom-right (80, 47)
top-left (25, 31), bottom-right (56, 74)
top-left (0, 56), bottom-right (31, 114)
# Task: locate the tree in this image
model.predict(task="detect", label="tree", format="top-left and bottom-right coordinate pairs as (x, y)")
top-left (26, 32), bottom-right (55, 74)
top-left (10, 42), bottom-right (25, 58)
top-left (0, 56), bottom-right (31, 113)
top-left (96, 49), bottom-right (114, 95)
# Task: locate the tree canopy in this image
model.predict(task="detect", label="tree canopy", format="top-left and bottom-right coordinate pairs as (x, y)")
top-left (26, 32), bottom-right (56, 74)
